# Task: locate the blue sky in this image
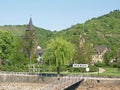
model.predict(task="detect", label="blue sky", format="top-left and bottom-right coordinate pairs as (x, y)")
top-left (0, 0), bottom-right (120, 31)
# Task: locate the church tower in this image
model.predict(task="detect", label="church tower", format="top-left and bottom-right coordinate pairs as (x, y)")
top-left (28, 17), bottom-right (34, 30)
top-left (24, 18), bottom-right (38, 61)
top-left (79, 35), bottom-right (85, 48)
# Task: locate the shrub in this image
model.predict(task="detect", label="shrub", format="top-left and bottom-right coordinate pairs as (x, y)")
top-left (95, 62), bottom-right (107, 67)
top-left (89, 65), bottom-right (98, 72)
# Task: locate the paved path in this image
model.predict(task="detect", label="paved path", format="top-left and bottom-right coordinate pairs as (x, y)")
top-left (99, 68), bottom-right (105, 73)
top-left (40, 76), bottom-right (83, 90)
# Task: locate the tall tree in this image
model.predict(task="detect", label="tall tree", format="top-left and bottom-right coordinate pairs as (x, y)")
top-left (10, 37), bottom-right (28, 65)
top-left (0, 31), bottom-right (13, 64)
top-left (74, 35), bottom-right (93, 64)
top-left (43, 38), bottom-right (74, 75)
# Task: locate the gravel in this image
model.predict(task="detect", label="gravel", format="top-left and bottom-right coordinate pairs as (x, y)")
top-left (0, 82), bottom-right (46, 90)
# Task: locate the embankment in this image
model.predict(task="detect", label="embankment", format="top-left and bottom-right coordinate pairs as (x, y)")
top-left (0, 74), bottom-right (56, 84)
top-left (76, 78), bottom-right (120, 90)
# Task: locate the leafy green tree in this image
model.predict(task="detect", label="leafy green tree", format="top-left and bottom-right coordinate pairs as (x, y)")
top-left (76, 44), bottom-right (93, 64)
top-left (43, 38), bottom-right (74, 75)
top-left (74, 36), bottom-right (93, 64)
top-left (23, 30), bottom-right (37, 61)
top-left (10, 37), bottom-right (29, 65)
top-left (104, 52), bottom-right (112, 65)
top-left (0, 31), bottom-right (13, 64)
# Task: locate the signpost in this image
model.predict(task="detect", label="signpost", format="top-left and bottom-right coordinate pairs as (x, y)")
top-left (86, 67), bottom-right (89, 72)
top-left (72, 64), bottom-right (89, 76)
top-left (73, 64), bottom-right (88, 68)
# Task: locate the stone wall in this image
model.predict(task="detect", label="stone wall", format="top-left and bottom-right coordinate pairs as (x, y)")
top-left (0, 74), bottom-right (56, 83)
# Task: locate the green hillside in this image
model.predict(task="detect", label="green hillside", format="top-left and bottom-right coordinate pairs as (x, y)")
top-left (52, 10), bottom-right (120, 56)
top-left (0, 9), bottom-right (120, 56)
top-left (0, 9), bottom-right (120, 72)
top-left (0, 25), bottom-right (52, 48)
top-left (0, 25), bottom-right (26, 36)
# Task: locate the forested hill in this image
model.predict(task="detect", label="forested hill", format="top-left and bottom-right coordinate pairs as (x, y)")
top-left (53, 10), bottom-right (120, 53)
top-left (0, 25), bottom-right (52, 47)
top-left (0, 10), bottom-right (120, 51)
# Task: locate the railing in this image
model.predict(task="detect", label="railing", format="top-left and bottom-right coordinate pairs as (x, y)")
top-left (0, 71), bottom-right (40, 76)
top-left (40, 75), bottom-right (83, 90)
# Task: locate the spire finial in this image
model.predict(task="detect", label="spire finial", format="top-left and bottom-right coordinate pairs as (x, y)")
top-left (28, 17), bottom-right (33, 30)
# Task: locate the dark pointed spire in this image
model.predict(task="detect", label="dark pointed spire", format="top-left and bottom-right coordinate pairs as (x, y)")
top-left (28, 17), bottom-right (34, 30)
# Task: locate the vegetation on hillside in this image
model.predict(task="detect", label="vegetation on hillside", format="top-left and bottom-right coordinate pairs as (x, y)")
top-left (51, 10), bottom-right (120, 66)
top-left (0, 10), bottom-right (120, 72)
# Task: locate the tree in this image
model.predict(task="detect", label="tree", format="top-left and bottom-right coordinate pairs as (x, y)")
top-left (23, 30), bottom-right (37, 61)
top-left (74, 35), bottom-right (93, 64)
top-left (104, 52), bottom-right (112, 65)
top-left (10, 37), bottom-right (29, 64)
top-left (43, 38), bottom-right (74, 75)
top-left (0, 31), bottom-right (13, 64)
top-left (74, 43), bottom-right (93, 64)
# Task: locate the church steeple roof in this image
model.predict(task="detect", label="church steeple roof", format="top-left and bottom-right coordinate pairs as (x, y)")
top-left (28, 17), bottom-right (34, 30)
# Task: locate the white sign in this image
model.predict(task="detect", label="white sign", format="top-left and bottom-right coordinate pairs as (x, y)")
top-left (86, 68), bottom-right (89, 72)
top-left (73, 64), bottom-right (88, 68)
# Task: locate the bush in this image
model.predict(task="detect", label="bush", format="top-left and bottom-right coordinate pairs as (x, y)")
top-left (0, 64), bottom-right (29, 72)
top-left (109, 62), bottom-right (120, 68)
top-left (95, 62), bottom-right (107, 67)
top-left (89, 65), bottom-right (98, 72)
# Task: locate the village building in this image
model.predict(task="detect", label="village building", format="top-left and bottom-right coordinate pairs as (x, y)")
top-left (79, 35), bottom-right (108, 64)
top-left (79, 35), bottom-right (85, 48)
top-left (92, 46), bottom-right (108, 63)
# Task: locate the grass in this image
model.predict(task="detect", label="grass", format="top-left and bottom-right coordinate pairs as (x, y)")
top-left (42, 67), bottom-right (120, 78)
top-left (98, 67), bottom-right (120, 77)
top-left (83, 67), bottom-right (120, 77)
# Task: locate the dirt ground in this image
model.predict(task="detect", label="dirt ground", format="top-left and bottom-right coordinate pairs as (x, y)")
top-left (0, 82), bottom-right (46, 90)
top-left (0, 79), bottom-right (120, 90)
top-left (76, 85), bottom-right (120, 90)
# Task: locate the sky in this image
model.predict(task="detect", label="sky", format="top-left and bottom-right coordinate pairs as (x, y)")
top-left (0, 0), bottom-right (120, 31)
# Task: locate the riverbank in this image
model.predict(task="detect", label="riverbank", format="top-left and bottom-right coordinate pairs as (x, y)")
top-left (0, 82), bottom-right (46, 90)
top-left (0, 80), bottom-right (120, 90)
top-left (76, 79), bottom-right (120, 90)
top-left (77, 85), bottom-right (120, 90)
top-left (0, 73), bottom-right (120, 90)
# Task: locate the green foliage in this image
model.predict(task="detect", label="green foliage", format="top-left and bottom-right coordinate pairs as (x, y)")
top-left (0, 25), bottom-right (52, 49)
top-left (35, 27), bottom-right (53, 48)
top-left (89, 65), bottom-right (98, 72)
top-left (0, 10), bottom-right (120, 72)
top-left (0, 64), bottom-right (28, 72)
top-left (95, 62), bottom-right (107, 67)
top-left (0, 31), bottom-right (13, 61)
top-left (23, 29), bottom-right (37, 60)
top-left (43, 38), bottom-right (74, 74)
top-left (109, 62), bottom-right (120, 68)
top-left (104, 52), bottom-right (112, 65)
top-left (10, 37), bottom-right (29, 65)
top-left (52, 10), bottom-right (120, 61)
top-left (43, 38), bottom-right (74, 67)
top-left (74, 40), bottom-right (93, 64)
top-left (99, 67), bottom-right (120, 77)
